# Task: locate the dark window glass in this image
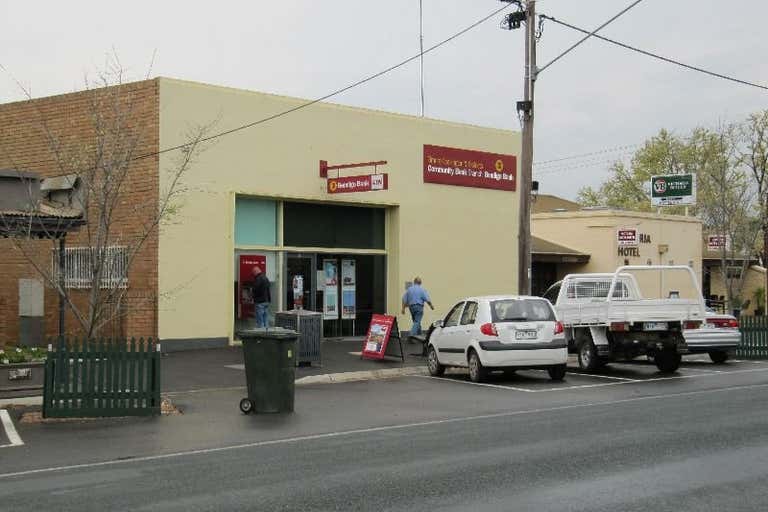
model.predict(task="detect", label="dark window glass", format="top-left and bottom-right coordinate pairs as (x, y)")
top-left (460, 302), bottom-right (478, 325)
top-left (543, 283), bottom-right (560, 304)
top-left (490, 299), bottom-right (555, 322)
top-left (283, 202), bottom-right (385, 249)
top-left (444, 302), bottom-right (465, 328)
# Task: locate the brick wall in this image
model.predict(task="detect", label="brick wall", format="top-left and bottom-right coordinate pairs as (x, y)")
top-left (0, 80), bottom-right (160, 346)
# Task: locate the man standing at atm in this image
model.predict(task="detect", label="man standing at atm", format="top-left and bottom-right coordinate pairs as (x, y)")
top-left (251, 266), bottom-right (271, 328)
top-left (401, 276), bottom-right (434, 337)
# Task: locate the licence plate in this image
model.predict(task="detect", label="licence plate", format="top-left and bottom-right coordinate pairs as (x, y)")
top-left (515, 330), bottom-right (538, 340)
top-left (643, 322), bottom-right (668, 331)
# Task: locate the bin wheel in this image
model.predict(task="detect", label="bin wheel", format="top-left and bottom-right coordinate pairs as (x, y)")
top-left (239, 398), bottom-right (254, 414)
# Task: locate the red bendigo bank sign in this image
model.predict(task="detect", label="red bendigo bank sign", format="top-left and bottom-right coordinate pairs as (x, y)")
top-left (423, 144), bottom-right (517, 191)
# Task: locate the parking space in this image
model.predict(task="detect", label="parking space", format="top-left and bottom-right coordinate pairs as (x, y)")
top-left (423, 356), bottom-right (768, 393)
top-left (0, 409), bottom-right (23, 448)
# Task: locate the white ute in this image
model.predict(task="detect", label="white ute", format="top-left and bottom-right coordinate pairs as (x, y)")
top-left (543, 265), bottom-right (706, 373)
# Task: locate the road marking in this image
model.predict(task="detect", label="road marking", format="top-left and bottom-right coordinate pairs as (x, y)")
top-left (679, 367), bottom-right (723, 374)
top-left (417, 365), bottom-right (768, 393)
top-left (2, 381), bottom-right (768, 480)
top-left (0, 409), bottom-right (23, 448)
top-left (420, 376), bottom-right (536, 392)
top-left (565, 372), bottom-right (640, 381)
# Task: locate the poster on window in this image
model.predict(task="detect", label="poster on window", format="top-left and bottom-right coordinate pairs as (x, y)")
top-left (323, 259), bottom-right (339, 319)
top-left (238, 254), bottom-right (267, 319)
top-left (341, 259), bottom-right (356, 319)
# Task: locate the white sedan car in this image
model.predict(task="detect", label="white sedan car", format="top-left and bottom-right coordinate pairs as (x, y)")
top-left (426, 296), bottom-right (568, 383)
top-left (684, 310), bottom-right (740, 363)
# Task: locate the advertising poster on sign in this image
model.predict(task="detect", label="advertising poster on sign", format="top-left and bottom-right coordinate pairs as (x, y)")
top-left (238, 255), bottom-right (266, 319)
top-left (323, 259), bottom-right (339, 319)
top-left (341, 259), bottom-right (356, 319)
top-left (361, 314), bottom-right (396, 360)
top-left (617, 228), bottom-right (638, 247)
top-left (707, 234), bottom-right (731, 252)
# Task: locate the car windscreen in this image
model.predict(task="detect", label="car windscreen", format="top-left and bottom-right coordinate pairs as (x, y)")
top-left (490, 299), bottom-right (555, 322)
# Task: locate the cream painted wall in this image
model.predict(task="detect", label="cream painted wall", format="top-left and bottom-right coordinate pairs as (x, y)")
top-left (157, 78), bottom-right (520, 341)
top-left (533, 211), bottom-right (703, 297)
top-left (709, 265), bottom-right (766, 314)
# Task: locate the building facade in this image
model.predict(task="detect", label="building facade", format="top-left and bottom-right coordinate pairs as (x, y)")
top-left (531, 195), bottom-right (703, 299)
top-left (0, 78), bottom-right (521, 349)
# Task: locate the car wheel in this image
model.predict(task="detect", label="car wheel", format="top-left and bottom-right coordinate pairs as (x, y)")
top-left (239, 398), bottom-right (254, 414)
top-left (578, 340), bottom-right (601, 372)
top-left (548, 364), bottom-right (567, 381)
top-left (709, 351), bottom-right (729, 364)
top-left (427, 346), bottom-right (446, 376)
top-left (655, 350), bottom-right (681, 373)
top-left (468, 350), bottom-right (488, 383)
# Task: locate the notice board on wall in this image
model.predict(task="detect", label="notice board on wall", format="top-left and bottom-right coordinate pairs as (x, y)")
top-left (323, 259), bottom-right (339, 319)
top-left (341, 259), bottom-right (356, 319)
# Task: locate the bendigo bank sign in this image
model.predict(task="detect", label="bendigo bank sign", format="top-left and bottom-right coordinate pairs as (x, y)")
top-left (423, 144), bottom-right (517, 191)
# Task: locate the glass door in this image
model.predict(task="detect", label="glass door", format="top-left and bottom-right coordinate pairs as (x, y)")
top-left (285, 254), bottom-right (316, 311)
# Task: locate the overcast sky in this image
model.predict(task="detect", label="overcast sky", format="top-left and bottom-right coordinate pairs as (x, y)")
top-left (2, 0), bottom-right (766, 199)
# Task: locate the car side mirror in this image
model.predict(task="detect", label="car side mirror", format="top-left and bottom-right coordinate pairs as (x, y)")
top-left (433, 320), bottom-right (444, 328)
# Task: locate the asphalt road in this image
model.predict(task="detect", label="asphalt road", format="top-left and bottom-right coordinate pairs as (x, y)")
top-left (3, 359), bottom-right (768, 511)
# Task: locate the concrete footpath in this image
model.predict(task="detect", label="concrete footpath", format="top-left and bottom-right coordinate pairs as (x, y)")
top-left (0, 338), bottom-right (428, 406)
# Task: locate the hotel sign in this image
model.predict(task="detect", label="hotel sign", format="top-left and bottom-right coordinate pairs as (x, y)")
top-left (423, 144), bottom-right (516, 191)
top-left (327, 173), bottom-right (388, 194)
top-left (651, 174), bottom-right (696, 206)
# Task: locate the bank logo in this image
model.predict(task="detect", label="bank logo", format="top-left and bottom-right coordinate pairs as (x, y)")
top-left (329, 180), bottom-right (338, 192)
top-left (495, 159), bottom-right (504, 172)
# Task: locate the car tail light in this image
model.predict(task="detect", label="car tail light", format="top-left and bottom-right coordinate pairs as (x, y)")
top-left (684, 321), bottom-right (701, 330)
top-left (610, 322), bottom-right (629, 332)
top-left (707, 318), bottom-right (740, 329)
top-left (554, 321), bottom-right (564, 335)
top-left (480, 323), bottom-right (498, 336)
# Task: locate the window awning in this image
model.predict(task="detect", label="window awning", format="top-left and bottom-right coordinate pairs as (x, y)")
top-left (532, 236), bottom-right (590, 264)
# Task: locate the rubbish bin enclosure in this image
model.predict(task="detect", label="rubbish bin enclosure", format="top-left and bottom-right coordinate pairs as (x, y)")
top-left (275, 310), bottom-right (322, 365)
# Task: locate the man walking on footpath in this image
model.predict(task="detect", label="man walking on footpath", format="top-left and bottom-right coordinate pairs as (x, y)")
top-left (402, 276), bottom-right (434, 337)
top-left (251, 266), bottom-right (271, 328)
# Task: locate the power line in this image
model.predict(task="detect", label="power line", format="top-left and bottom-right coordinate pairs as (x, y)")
top-left (534, 156), bottom-right (628, 176)
top-left (537, 0), bottom-right (646, 74)
top-left (541, 15), bottom-right (768, 92)
top-left (133, 2), bottom-right (516, 162)
top-left (534, 143), bottom-right (640, 167)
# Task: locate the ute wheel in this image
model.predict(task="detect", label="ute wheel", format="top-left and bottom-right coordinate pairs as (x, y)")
top-left (655, 350), bottom-right (681, 373)
top-left (548, 364), bottom-right (567, 381)
top-left (709, 351), bottom-right (729, 364)
top-left (427, 346), bottom-right (446, 376)
top-left (239, 398), bottom-right (254, 414)
top-left (578, 340), bottom-right (602, 372)
top-left (468, 350), bottom-right (488, 383)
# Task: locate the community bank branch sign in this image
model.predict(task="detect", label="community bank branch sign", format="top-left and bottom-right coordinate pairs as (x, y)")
top-left (423, 144), bottom-right (517, 191)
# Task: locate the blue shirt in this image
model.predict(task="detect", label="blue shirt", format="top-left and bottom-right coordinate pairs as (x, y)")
top-left (403, 284), bottom-right (431, 306)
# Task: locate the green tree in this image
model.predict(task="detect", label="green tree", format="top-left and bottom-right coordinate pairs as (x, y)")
top-left (577, 129), bottom-right (694, 213)
top-left (578, 122), bottom-right (762, 309)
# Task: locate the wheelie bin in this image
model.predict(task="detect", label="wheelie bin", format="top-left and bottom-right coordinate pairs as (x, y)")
top-left (236, 328), bottom-right (298, 414)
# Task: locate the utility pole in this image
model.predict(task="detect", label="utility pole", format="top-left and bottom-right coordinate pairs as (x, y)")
top-left (503, 0), bottom-right (537, 295)
top-left (419, 0), bottom-right (425, 117)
